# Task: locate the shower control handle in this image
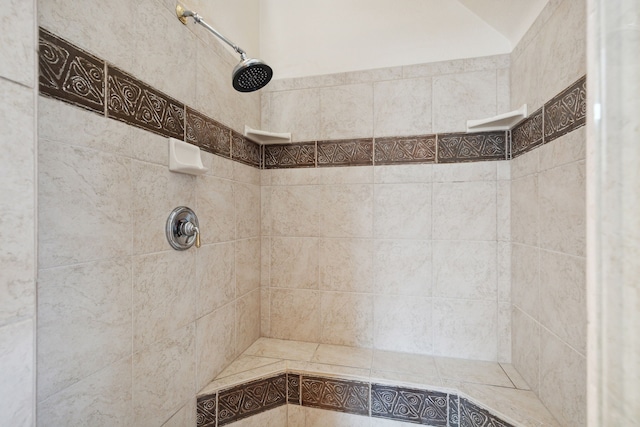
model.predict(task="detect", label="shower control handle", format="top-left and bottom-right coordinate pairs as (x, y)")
top-left (166, 207), bottom-right (201, 250)
top-left (179, 221), bottom-right (201, 249)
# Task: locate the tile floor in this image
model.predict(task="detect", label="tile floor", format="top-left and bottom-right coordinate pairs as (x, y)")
top-left (200, 338), bottom-right (561, 427)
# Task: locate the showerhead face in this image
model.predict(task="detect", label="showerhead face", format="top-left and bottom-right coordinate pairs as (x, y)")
top-left (232, 57), bottom-right (273, 92)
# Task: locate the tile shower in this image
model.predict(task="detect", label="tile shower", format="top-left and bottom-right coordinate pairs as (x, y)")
top-left (29, 0), bottom-right (587, 426)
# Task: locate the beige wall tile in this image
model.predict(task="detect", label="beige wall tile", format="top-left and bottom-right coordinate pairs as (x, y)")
top-left (269, 289), bottom-right (321, 342)
top-left (37, 357), bottom-right (132, 427)
top-left (432, 160), bottom-right (497, 183)
top-left (511, 243), bottom-right (540, 320)
top-left (196, 242), bottom-right (236, 317)
top-left (374, 240), bottom-right (432, 297)
top-left (312, 344), bottom-right (373, 369)
top-left (539, 329), bottom-right (586, 427)
top-left (132, 324), bottom-right (195, 427)
top-left (510, 174), bottom-right (538, 246)
top-left (319, 238), bottom-right (373, 293)
top-left (267, 186), bottom-right (320, 237)
top-left (131, 0), bottom-right (197, 106)
top-left (373, 164), bottom-right (433, 184)
top-left (538, 160), bottom-right (586, 257)
top-left (196, 176), bottom-right (235, 244)
top-left (39, 0), bottom-right (134, 71)
top-left (270, 237), bottom-right (319, 289)
top-left (498, 302), bottom-right (512, 363)
top-left (320, 83), bottom-right (374, 139)
top-left (0, 320), bottom-right (34, 427)
top-left (303, 406), bottom-right (370, 427)
top-left (432, 181), bottom-right (497, 241)
top-left (132, 250), bottom-right (196, 351)
top-left (39, 97), bottom-right (130, 156)
top-left (433, 70), bottom-right (497, 133)
top-left (162, 398), bottom-right (196, 427)
top-left (373, 78), bottom-right (432, 137)
top-left (37, 259), bottom-right (132, 401)
top-left (231, 405), bottom-right (288, 427)
top-left (320, 292), bottom-right (373, 347)
top-left (374, 183), bottom-right (432, 239)
top-left (196, 304), bottom-right (235, 391)
top-left (512, 307), bottom-right (540, 393)
top-left (433, 299), bottom-right (498, 360)
top-left (236, 289), bottom-right (261, 353)
top-left (0, 0), bottom-right (34, 86)
top-left (1, 81), bottom-right (35, 324)
top-left (236, 238), bottom-right (261, 296)
top-left (372, 350), bottom-right (439, 378)
top-left (39, 140), bottom-right (132, 268)
top-left (374, 295), bottom-right (432, 354)
top-left (264, 89), bottom-right (321, 142)
top-left (320, 184), bottom-right (374, 238)
top-left (539, 250), bottom-right (586, 355)
top-left (235, 183), bottom-right (261, 239)
top-left (538, 127), bottom-right (586, 171)
top-left (433, 241), bottom-right (497, 300)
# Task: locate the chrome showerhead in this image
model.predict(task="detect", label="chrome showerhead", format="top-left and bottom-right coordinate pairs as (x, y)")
top-left (176, 3), bottom-right (273, 92)
top-left (233, 56), bottom-right (273, 92)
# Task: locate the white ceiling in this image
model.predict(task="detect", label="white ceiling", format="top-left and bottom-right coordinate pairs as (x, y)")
top-left (183, 0), bottom-right (549, 79)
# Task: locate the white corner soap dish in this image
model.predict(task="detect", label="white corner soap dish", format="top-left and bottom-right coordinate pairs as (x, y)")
top-left (466, 105), bottom-right (528, 132)
top-left (168, 138), bottom-right (208, 175)
top-left (244, 125), bottom-right (292, 145)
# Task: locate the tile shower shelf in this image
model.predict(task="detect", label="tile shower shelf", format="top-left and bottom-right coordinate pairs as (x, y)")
top-left (196, 339), bottom-right (561, 427)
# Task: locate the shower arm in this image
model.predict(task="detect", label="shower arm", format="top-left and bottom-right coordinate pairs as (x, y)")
top-left (177, 5), bottom-right (247, 58)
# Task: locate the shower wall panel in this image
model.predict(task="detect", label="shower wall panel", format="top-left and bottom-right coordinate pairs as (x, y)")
top-left (510, 0), bottom-right (587, 426)
top-left (0, 0), bottom-right (37, 424)
top-left (36, 0), bottom-right (262, 425)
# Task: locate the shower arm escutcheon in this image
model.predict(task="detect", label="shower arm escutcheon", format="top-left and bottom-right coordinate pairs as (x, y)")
top-left (176, 4), bottom-right (246, 57)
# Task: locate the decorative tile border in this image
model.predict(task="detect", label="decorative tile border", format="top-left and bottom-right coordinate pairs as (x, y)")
top-left (460, 398), bottom-right (516, 427)
top-left (317, 138), bottom-right (374, 167)
top-left (374, 135), bottom-right (437, 165)
top-left (231, 131), bottom-right (261, 168)
top-left (264, 142), bottom-right (316, 169)
top-left (186, 107), bottom-right (231, 158)
top-left (38, 28), bottom-right (586, 170)
top-left (218, 374), bottom-right (286, 425)
top-left (301, 376), bottom-right (370, 415)
top-left (511, 108), bottom-right (543, 157)
top-left (107, 65), bottom-right (184, 139)
top-left (544, 75), bottom-right (587, 143)
top-left (39, 28), bottom-right (105, 114)
top-left (287, 373), bottom-right (301, 405)
top-left (371, 383), bottom-right (448, 426)
top-left (197, 371), bottom-right (521, 427)
top-left (438, 131), bottom-right (508, 163)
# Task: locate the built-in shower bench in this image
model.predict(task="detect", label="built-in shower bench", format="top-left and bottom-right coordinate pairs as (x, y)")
top-left (196, 338), bottom-right (560, 427)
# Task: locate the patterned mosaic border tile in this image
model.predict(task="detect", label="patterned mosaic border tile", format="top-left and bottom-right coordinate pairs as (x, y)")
top-left (460, 398), bottom-right (516, 427)
top-left (287, 373), bottom-right (301, 404)
top-left (374, 135), bottom-right (437, 165)
top-left (264, 142), bottom-right (316, 169)
top-left (438, 131), bottom-right (508, 163)
top-left (186, 107), bottom-right (231, 158)
top-left (301, 376), bottom-right (370, 415)
top-left (544, 75), bottom-right (587, 143)
top-left (231, 131), bottom-right (261, 168)
top-left (38, 28), bottom-right (586, 170)
top-left (197, 371), bottom-right (521, 427)
top-left (39, 28), bottom-right (105, 114)
top-left (317, 138), bottom-right (374, 167)
top-left (371, 383), bottom-right (448, 426)
top-left (107, 65), bottom-right (185, 139)
top-left (511, 108), bottom-right (543, 158)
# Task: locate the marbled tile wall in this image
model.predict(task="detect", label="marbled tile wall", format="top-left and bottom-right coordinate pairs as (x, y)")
top-left (510, 0), bottom-right (587, 426)
top-left (258, 34), bottom-right (511, 365)
top-left (0, 0), bottom-right (37, 425)
top-left (261, 161), bottom-right (511, 363)
top-left (36, 0), bottom-right (262, 425)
